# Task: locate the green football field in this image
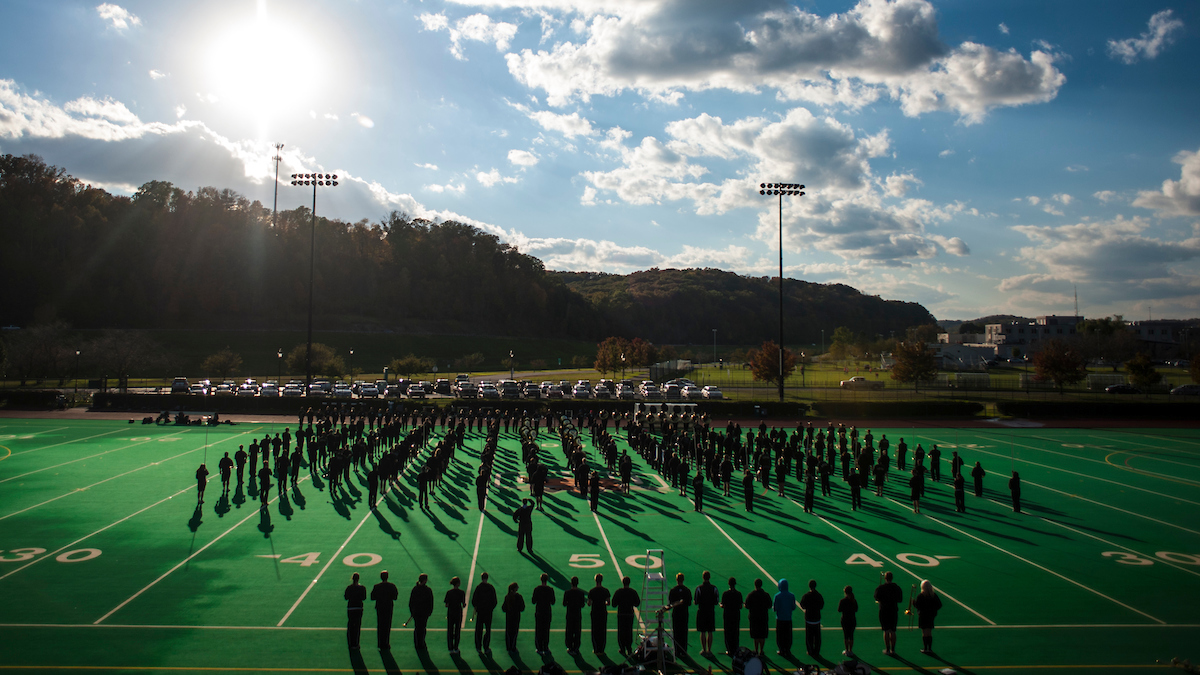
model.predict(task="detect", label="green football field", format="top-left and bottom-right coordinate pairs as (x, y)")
top-left (1, 416), bottom-right (1198, 674)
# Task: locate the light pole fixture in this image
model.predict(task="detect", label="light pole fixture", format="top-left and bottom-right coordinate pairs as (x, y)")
top-left (349, 348), bottom-right (355, 383)
top-left (759, 181), bottom-right (805, 402)
top-left (277, 348), bottom-right (283, 387)
top-left (271, 143), bottom-right (284, 228)
top-left (509, 350), bottom-right (515, 381)
top-left (712, 329), bottom-right (717, 368)
top-left (290, 171), bottom-right (339, 395)
top-left (75, 350), bottom-right (81, 399)
top-left (621, 353), bottom-right (626, 382)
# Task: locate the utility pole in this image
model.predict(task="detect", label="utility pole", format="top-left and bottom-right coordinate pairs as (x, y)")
top-left (271, 143), bottom-right (284, 227)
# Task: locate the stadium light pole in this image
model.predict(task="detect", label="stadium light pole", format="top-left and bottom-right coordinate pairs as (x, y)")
top-left (509, 350), bottom-right (515, 381)
top-left (271, 143), bottom-right (284, 228)
top-left (759, 182), bottom-right (805, 402)
top-left (349, 349), bottom-right (354, 384)
top-left (712, 329), bottom-right (717, 368)
top-left (290, 172), bottom-right (339, 396)
top-left (276, 348), bottom-right (282, 387)
top-left (74, 349), bottom-right (80, 399)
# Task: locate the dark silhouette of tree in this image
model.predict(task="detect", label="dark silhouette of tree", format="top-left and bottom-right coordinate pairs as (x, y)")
top-left (890, 340), bottom-right (938, 391)
top-left (958, 321), bottom-right (985, 334)
top-left (1032, 338), bottom-right (1088, 394)
top-left (748, 341), bottom-right (796, 387)
top-left (452, 352), bottom-right (485, 373)
top-left (594, 337), bottom-right (628, 375)
top-left (284, 343), bottom-right (344, 378)
top-left (1125, 353), bottom-right (1161, 390)
top-left (1191, 354), bottom-right (1200, 384)
top-left (201, 348), bottom-right (243, 380)
top-left (389, 354), bottom-right (434, 377)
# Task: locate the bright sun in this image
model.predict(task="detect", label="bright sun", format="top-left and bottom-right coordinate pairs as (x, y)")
top-left (206, 12), bottom-right (324, 119)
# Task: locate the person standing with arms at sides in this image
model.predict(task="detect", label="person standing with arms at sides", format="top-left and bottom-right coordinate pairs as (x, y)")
top-left (929, 444), bottom-right (942, 482)
top-left (196, 463), bottom-right (209, 503)
top-left (218, 452), bottom-right (233, 492)
top-left (668, 572), bottom-right (692, 656)
top-left (694, 570), bottom-right (719, 656)
top-left (589, 470), bottom-right (601, 512)
top-left (234, 445), bottom-right (247, 484)
top-left (692, 470), bottom-right (706, 512)
top-left (514, 498), bottom-right (535, 553)
top-left (611, 575), bottom-right (641, 656)
top-left (587, 573), bottom-right (611, 654)
top-left (408, 573), bottom-right (434, 651)
top-left (896, 438), bottom-right (907, 471)
top-left (445, 576), bottom-right (466, 654)
top-left (563, 576), bottom-right (587, 656)
top-left (531, 573), bottom-right (556, 655)
top-left (950, 450), bottom-right (964, 479)
top-left (848, 470), bottom-right (862, 511)
top-left (773, 578), bottom-right (795, 657)
top-left (1009, 471), bottom-right (1022, 512)
top-left (475, 468), bottom-right (488, 510)
top-left (720, 577), bottom-right (743, 655)
top-left (971, 461), bottom-right (986, 497)
top-left (370, 570), bottom-right (399, 651)
top-left (344, 572), bottom-right (367, 650)
top-left (874, 571), bottom-right (903, 656)
top-left (837, 586), bottom-right (857, 657)
top-left (953, 472), bottom-right (966, 513)
top-left (742, 470), bottom-right (756, 512)
top-left (799, 579), bottom-right (824, 657)
top-left (745, 578), bottom-right (771, 656)
top-left (501, 582), bottom-right (525, 653)
top-left (471, 572), bottom-right (497, 653)
top-left (909, 469), bottom-right (922, 514)
top-left (912, 580), bottom-right (943, 654)
top-left (257, 461), bottom-right (271, 504)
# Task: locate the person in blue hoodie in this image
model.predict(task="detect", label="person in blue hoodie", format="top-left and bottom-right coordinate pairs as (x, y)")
top-left (773, 578), bottom-right (796, 657)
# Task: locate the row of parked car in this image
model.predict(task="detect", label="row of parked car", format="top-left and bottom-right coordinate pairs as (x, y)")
top-left (169, 375), bottom-right (725, 401)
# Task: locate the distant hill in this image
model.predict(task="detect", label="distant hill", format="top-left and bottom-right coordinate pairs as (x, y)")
top-left (555, 268), bottom-right (936, 346)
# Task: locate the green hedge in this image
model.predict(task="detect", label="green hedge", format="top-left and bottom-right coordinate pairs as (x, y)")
top-left (811, 400), bottom-right (984, 419)
top-left (995, 400), bottom-right (1196, 419)
top-left (0, 389), bottom-right (66, 409)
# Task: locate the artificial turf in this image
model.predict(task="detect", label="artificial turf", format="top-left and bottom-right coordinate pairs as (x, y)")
top-left (1, 417), bottom-right (1198, 674)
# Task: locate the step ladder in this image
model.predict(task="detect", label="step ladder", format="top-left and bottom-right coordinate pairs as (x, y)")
top-left (638, 548), bottom-right (675, 669)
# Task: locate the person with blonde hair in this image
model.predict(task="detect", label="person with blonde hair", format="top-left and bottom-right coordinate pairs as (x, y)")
top-left (911, 580), bottom-right (943, 654)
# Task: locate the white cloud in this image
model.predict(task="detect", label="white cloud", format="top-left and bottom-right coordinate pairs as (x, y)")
top-left (511, 103), bottom-right (598, 138)
top-left (938, 149), bottom-right (954, 158)
top-left (174, 104), bottom-right (186, 119)
top-left (1026, 196), bottom-right (1040, 205)
top-left (425, 182), bottom-right (466, 194)
top-left (501, 0), bottom-right (1063, 123)
top-left (1065, 164), bottom-right (1088, 173)
top-left (352, 113), bottom-right (374, 128)
top-left (1108, 10), bottom-right (1184, 64)
top-left (1093, 190), bottom-right (1118, 203)
top-left (883, 173), bottom-right (922, 198)
top-left (476, 168), bottom-right (520, 186)
top-left (415, 162), bottom-right (439, 170)
top-left (1053, 193), bottom-right (1072, 205)
top-left (148, 70), bottom-right (165, 80)
top-left (1133, 147), bottom-right (1200, 217)
top-left (420, 11), bottom-right (518, 60)
top-left (998, 23), bottom-right (1009, 35)
top-left (96, 3), bottom-right (140, 30)
top-left (1042, 204), bottom-right (1064, 216)
top-left (508, 149), bottom-right (539, 166)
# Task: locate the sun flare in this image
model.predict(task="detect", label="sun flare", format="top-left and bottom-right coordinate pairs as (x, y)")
top-left (205, 14), bottom-right (324, 119)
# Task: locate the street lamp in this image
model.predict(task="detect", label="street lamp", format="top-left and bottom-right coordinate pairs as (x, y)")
top-left (509, 350), bottom-right (515, 381)
top-left (290, 171), bottom-right (339, 395)
top-left (621, 353), bottom-right (626, 382)
top-left (74, 350), bottom-right (80, 399)
top-left (712, 329), bottom-right (717, 368)
top-left (276, 349), bottom-right (283, 387)
top-left (759, 181), bottom-right (805, 402)
top-left (349, 349), bottom-right (354, 383)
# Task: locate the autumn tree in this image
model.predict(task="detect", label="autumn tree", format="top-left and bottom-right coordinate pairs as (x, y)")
top-left (748, 341), bottom-right (796, 387)
top-left (1032, 338), bottom-right (1088, 394)
top-left (594, 337), bottom-right (628, 375)
top-left (453, 352), bottom-right (485, 373)
top-left (890, 340), bottom-right (938, 391)
top-left (285, 343), bottom-right (345, 379)
top-left (1125, 352), bottom-right (1161, 390)
top-left (389, 354), bottom-right (434, 377)
top-left (828, 326), bottom-right (857, 360)
top-left (201, 347), bottom-right (243, 380)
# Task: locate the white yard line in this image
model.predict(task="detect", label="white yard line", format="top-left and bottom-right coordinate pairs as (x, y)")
top-left (1023, 478), bottom-right (1200, 537)
top-left (277, 504), bottom-right (375, 626)
top-left (0, 431), bottom-right (190, 484)
top-left (0, 482), bottom-right (199, 581)
top-left (703, 513), bottom-right (777, 586)
top-left (2, 621), bottom-right (1198, 631)
top-left (1039, 518), bottom-right (1200, 580)
top-left (811, 507), bottom-right (995, 625)
top-left (10, 427), bottom-right (118, 456)
top-left (95, 475), bottom-right (310, 625)
top-left (461, 510), bottom-right (487, 628)
top-left (1083, 435), bottom-right (1200, 471)
top-left (592, 512), bottom-right (626, 580)
top-left (888, 496), bottom-right (1165, 625)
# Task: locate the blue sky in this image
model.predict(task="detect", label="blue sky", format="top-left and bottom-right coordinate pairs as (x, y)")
top-left (2, 0), bottom-right (1198, 320)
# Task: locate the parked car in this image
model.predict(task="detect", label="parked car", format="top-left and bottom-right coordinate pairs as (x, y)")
top-left (282, 384), bottom-right (303, 397)
top-left (331, 383), bottom-right (353, 398)
top-left (616, 383), bottom-right (637, 400)
top-left (213, 383), bottom-right (234, 397)
top-left (662, 383), bottom-right (682, 400)
top-left (594, 384), bottom-right (612, 400)
top-left (546, 384), bottom-right (565, 399)
top-left (435, 379), bottom-right (452, 395)
top-left (189, 383), bottom-right (209, 396)
top-left (1170, 384), bottom-right (1200, 396)
top-left (701, 385), bottom-right (723, 400)
top-left (681, 385), bottom-right (702, 400)
top-left (523, 382), bottom-right (542, 399)
top-left (407, 383), bottom-right (427, 399)
top-left (478, 383), bottom-right (500, 399)
top-left (359, 383), bottom-right (379, 397)
top-left (170, 377), bottom-right (190, 394)
top-left (840, 376), bottom-right (884, 390)
top-left (572, 383), bottom-right (592, 399)
top-left (455, 382), bottom-right (478, 398)
top-left (1105, 384), bottom-right (1141, 394)
top-left (259, 384), bottom-right (279, 397)
top-left (641, 383), bottom-right (663, 400)
top-left (499, 380), bottom-right (522, 399)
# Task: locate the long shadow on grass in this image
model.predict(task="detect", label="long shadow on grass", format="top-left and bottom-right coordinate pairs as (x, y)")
top-left (347, 648), bottom-right (369, 675)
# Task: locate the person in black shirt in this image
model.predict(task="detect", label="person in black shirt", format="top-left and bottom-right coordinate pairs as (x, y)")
top-left (196, 463), bottom-right (209, 503)
top-left (837, 585), bottom-right (857, 657)
top-left (370, 570), bottom-right (399, 651)
top-left (611, 575), bottom-right (641, 656)
top-left (471, 572), bottom-right (497, 653)
top-left (587, 574), bottom-right (611, 653)
top-left (874, 571), bottom-right (903, 656)
top-left (514, 498), bottom-right (535, 552)
top-left (694, 570), bottom-right (719, 656)
top-left (344, 572), bottom-right (367, 650)
top-left (909, 470), bottom-right (922, 514)
top-left (531, 573), bottom-right (556, 655)
top-left (234, 445), bottom-right (247, 484)
top-left (742, 470), bottom-right (755, 512)
top-left (502, 582), bottom-right (525, 653)
top-left (693, 470), bottom-right (706, 512)
top-left (971, 461), bottom-right (986, 497)
top-left (475, 468), bottom-right (488, 510)
top-left (744, 578), bottom-right (771, 656)
top-left (408, 573), bottom-right (434, 651)
top-left (848, 471), bottom-right (862, 510)
top-left (929, 444), bottom-right (941, 482)
top-left (668, 572), bottom-right (692, 656)
top-left (953, 473), bottom-right (966, 513)
top-left (912, 580), bottom-right (943, 654)
top-left (218, 453), bottom-right (233, 492)
top-left (1009, 471), bottom-right (1022, 512)
top-left (445, 576), bottom-right (466, 654)
top-left (563, 576), bottom-right (587, 656)
top-left (720, 577), bottom-right (743, 655)
top-left (799, 579), bottom-right (824, 657)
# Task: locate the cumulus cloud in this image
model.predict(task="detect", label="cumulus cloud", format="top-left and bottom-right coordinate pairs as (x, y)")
top-left (498, 0), bottom-right (1063, 123)
top-left (509, 102), bottom-right (598, 137)
top-left (1133, 147), bottom-right (1200, 217)
top-left (148, 69), bottom-right (166, 80)
top-left (1053, 193), bottom-right (1072, 205)
top-left (352, 113), bottom-right (374, 128)
top-left (476, 168), bottom-right (520, 186)
top-left (425, 182), bottom-right (466, 194)
top-left (174, 104), bottom-right (186, 119)
top-left (998, 23), bottom-right (1009, 35)
top-left (415, 162), bottom-right (439, 170)
top-left (1107, 10), bottom-right (1184, 64)
top-left (883, 173), bottom-right (922, 198)
top-left (96, 3), bottom-right (140, 30)
top-left (420, 11), bottom-right (518, 60)
top-left (508, 149), bottom-right (539, 166)
top-left (1093, 190), bottom-right (1118, 203)
top-left (938, 149), bottom-right (954, 158)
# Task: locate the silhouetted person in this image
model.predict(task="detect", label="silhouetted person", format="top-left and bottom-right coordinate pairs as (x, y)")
top-left (502, 582), bottom-right (525, 653)
top-left (196, 463), bottom-right (209, 503)
top-left (234, 445), bottom-right (247, 483)
top-left (745, 578), bottom-right (772, 655)
top-left (445, 576), bottom-right (466, 654)
top-left (408, 573), bottom-right (434, 650)
top-left (514, 498), bottom-right (535, 553)
top-left (563, 576), bottom-right (586, 656)
top-left (799, 579), bottom-right (824, 656)
top-left (669, 572), bottom-right (692, 655)
top-left (953, 472), bottom-right (966, 512)
top-left (612, 575), bottom-right (640, 656)
top-left (345, 572), bottom-right (367, 650)
top-left (531, 572), bottom-right (556, 655)
top-left (874, 571), bottom-right (902, 656)
top-left (971, 461), bottom-right (986, 497)
top-left (587, 573), bottom-right (610, 653)
top-left (721, 577), bottom-right (743, 655)
top-left (838, 586), bottom-right (857, 657)
top-left (371, 570), bottom-right (399, 650)
top-left (773, 578), bottom-right (795, 657)
top-left (471, 572), bottom-right (497, 653)
top-left (218, 452), bottom-right (233, 491)
top-left (1009, 471), bottom-right (1022, 512)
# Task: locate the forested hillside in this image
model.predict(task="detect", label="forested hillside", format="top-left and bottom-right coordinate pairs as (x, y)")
top-left (1, 154), bottom-right (934, 345)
